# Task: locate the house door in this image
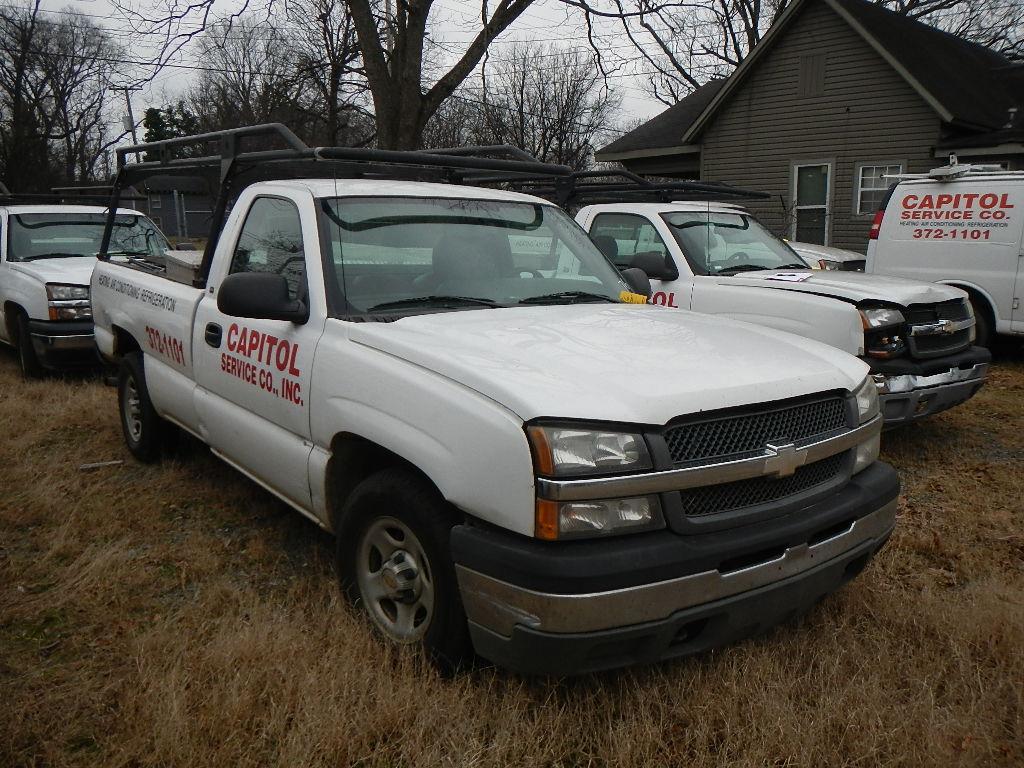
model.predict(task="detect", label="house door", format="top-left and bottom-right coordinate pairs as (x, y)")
top-left (793, 163), bottom-right (831, 245)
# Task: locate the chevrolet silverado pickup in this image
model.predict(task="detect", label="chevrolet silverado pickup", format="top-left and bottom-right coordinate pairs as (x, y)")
top-left (0, 201), bottom-right (167, 376)
top-left (91, 129), bottom-right (899, 674)
top-left (578, 202), bottom-right (991, 427)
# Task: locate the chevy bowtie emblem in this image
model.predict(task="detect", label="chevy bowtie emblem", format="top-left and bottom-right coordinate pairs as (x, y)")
top-left (937, 320), bottom-right (957, 335)
top-left (764, 442), bottom-right (806, 478)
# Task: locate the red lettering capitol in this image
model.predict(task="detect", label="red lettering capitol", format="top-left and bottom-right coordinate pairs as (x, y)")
top-left (901, 193), bottom-right (1014, 210)
top-left (651, 291), bottom-right (679, 307)
top-left (225, 323), bottom-right (301, 376)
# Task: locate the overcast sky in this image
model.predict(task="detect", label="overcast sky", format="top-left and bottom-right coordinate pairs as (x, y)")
top-left (34, 0), bottom-right (669, 142)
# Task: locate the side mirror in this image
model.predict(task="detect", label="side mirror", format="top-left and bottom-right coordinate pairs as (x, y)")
top-left (630, 251), bottom-right (679, 281)
top-left (217, 272), bottom-right (308, 323)
top-left (620, 267), bottom-right (652, 298)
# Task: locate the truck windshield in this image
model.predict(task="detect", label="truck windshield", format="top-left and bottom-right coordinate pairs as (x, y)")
top-left (320, 196), bottom-right (630, 314)
top-left (6, 213), bottom-right (168, 262)
top-left (661, 212), bottom-right (810, 275)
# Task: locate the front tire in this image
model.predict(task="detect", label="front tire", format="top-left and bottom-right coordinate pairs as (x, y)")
top-left (118, 352), bottom-right (164, 463)
top-left (16, 314), bottom-right (44, 379)
top-left (336, 468), bottom-right (472, 671)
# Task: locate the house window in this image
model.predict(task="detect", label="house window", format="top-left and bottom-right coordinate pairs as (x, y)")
top-left (857, 164), bottom-right (902, 214)
top-left (798, 54), bottom-right (825, 97)
top-left (149, 194), bottom-right (161, 210)
top-left (793, 163), bottom-right (830, 245)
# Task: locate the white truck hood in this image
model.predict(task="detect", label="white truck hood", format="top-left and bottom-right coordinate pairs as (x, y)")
top-left (722, 270), bottom-right (964, 306)
top-left (9, 257), bottom-right (96, 287)
top-left (348, 305), bottom-right (868, 423)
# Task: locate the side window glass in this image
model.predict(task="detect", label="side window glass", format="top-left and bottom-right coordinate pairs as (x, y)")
top-left (589, 213), bottom-right (670, 268)
top-left (230, 198), bottom-right (306, 299)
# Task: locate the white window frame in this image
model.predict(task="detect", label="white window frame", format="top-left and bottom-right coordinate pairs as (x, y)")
top-left (791, 161), bottom-right (832, 245)
top-left (855, 162), bottom-right (903, 215)
top-left (149, 193), bottom-right (161, 210)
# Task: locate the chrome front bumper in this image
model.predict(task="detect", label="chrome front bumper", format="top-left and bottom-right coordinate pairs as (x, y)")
top-left (875, 362), bottom-right (988, 426)
top-left (30, 332), bottom-right (94, 351)
top-left (457, 497), bottom-right (897, 638)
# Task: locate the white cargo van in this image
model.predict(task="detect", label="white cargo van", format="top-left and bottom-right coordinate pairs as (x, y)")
top-left (865, 162), bottom-right (1024, 346)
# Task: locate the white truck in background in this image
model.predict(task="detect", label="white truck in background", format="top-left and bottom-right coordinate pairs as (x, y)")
top-left (865, 162), bottom-right (1024, 346)
top-left (90, 126), bottom-right (899, 675)
top-left (576, 202), bottom-right (991, 427)
top-left (0, 198), bottom-right (168, 376)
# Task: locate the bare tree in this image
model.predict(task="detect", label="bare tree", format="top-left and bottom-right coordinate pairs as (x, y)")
top-left (475, 43), bottom-right (621, 169)
top-left (184, 18), bottom-right (307, 133)
top-left (0, 1), bottom-right (126, 190)
top-left (113, 0), bottom-right (693, 149)
top-left (287, 0), bottom-right (374, 145)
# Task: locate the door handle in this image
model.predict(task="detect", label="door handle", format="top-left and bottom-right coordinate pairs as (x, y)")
top-left (205, 322), bottom-right (222, 348)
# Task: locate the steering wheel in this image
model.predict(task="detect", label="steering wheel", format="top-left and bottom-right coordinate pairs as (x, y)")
top-left (724, 251), bottom-right (752, 264)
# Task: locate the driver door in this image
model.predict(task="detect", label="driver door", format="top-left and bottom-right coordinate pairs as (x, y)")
top-left (192, 194), bottom-right (324, 512)
top-left (588, 212), bottom-right (691, 309)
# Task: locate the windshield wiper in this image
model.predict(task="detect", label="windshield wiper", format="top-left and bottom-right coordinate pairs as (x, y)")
top-left (518, 291), bottom-right (618, 305)
top-left (107, 249), bottom-right (152, 257)
top-left (19, 252), bottom-right (89, 261)
top-left (717, 264), bottom-right (770, 275)
top-left (775, 263), bottom-right (811, 270)
top-left (368, 295), bottom-right (503, 311)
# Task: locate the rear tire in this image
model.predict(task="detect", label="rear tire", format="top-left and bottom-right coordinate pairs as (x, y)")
top-left (118, 352), bottom-right (164, 463)
top-left (969, 297), bottom-right (992, 348)
top-left (16, 314), bottom-right (44, 379)
top-left (336, 468), bottom-right (473, 672)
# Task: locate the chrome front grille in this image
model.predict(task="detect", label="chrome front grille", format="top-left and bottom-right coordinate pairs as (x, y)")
top-left (663, 395), bottom-right (851, 520)
top-left (905, 299), bottom-right (973, 359)
top-left (664, 396), bottom-right (848, 466)
top-left (678, 452), bottom-right (847, 517)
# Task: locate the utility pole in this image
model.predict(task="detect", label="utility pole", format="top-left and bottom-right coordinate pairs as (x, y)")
top-left (117, 86), bottom-right (144, 161)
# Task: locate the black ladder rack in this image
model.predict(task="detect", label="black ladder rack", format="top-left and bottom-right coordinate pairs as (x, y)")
top-left (100, 122), bottom-right (768, 287)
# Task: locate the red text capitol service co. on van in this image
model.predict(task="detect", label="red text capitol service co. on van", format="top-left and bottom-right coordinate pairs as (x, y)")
top-left (900, 193), bottom-right (1015, 220)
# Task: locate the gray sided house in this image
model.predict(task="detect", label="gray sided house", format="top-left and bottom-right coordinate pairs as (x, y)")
top-left (597, 0), bottom-right (1024, 252)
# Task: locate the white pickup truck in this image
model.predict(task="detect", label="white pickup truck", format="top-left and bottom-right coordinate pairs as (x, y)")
top-left (91, 134), bottom-right (899, 674)
top-left (577, 202), bottom-right (992, 427)
top-left (0, 201), bottom-right (168, 376)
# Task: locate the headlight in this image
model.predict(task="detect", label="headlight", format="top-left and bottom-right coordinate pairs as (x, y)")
top-left (527, 426), bottom-right (652, 477)
top-left (535, 496), bottom-right (663, 540)
top-left (854, 376), bottom-right (879, 424)
top-left (860, 307), bottom-right (905, 358)
top-left (860, 307), bottom-right (904, 329)
top-left (852, 377), bottom-right (880, 475)
top-left (46, 283), bottom-right (91, 320)
top-left (964, 300), bottom-right (976, 343)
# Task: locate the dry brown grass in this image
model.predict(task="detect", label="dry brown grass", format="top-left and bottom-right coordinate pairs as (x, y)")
top-left (1, 345), bottom-right (1022, 767)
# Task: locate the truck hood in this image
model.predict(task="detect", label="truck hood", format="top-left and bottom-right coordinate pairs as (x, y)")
top-left (722, 270), bottom-right (965, 306)
top-left (9, 257), bottom-right (96, 287)
top-left (347, 305), bottom-right (868, 423)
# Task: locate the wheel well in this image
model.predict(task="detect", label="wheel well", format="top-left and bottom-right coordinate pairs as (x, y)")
top-left (3, 302), bottom-right (24, 339)
top-left (112, 325), bottom-right (141, 358)
top-left (324, 433), bottom-right (439, 533)
top-left (953, 285), bottom-right (996, 327)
